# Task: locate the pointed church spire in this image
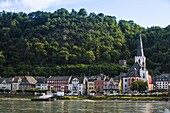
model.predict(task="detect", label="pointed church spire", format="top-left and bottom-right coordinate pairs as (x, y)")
top-left (137, 33), bottom-right (144, 56)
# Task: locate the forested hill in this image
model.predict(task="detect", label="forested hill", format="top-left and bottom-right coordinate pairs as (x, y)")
top-left (0, 8), bottom-right (169, 77)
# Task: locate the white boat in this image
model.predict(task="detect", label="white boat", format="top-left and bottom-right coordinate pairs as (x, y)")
top-left (31, 91), bottom-right (55, 101)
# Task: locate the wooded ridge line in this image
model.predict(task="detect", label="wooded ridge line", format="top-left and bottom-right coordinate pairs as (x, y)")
top-left (0, 8), bottom-right (169, 77)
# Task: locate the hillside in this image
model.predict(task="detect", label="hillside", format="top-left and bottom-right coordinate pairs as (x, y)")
top-left (0, 8), bottom-right (169, 76)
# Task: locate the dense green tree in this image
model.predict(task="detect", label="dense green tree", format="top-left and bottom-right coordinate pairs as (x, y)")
top-left (0, 9), bottom-right (169, 77)
top-left (130, 80), bottom-right (147, 93)
top-left (78, 8), bottom-right (87, 17)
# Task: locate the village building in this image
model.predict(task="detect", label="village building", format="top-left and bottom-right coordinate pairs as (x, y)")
top-left (47, 76), bottom-right (72, 92)
top-left (94, 74), bottom-right (106, 94)
top-left (153, 73), bottom-right (170, 92)
top-left (19, 76), bottom-right (37, 90)
top-left (0, 77), bottom-right (13, 91)
top-left (34, 76), bottom-right (48, 90)
top-left (87, 77), bottom-right (95, 95)
top-left (103, 76), bottom-right (120, 95)
top-left (68, 76), bottom-right (87, 95)
top-left (122, 35), bottom-right (153, 93)
top-left (12, 76), bottom-right (23, 92)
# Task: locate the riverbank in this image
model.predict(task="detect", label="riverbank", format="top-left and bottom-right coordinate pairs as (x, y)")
top-left (57, 96), bottom-right (170, 101)
top-left (0, 94), bottom-right (170, 101)
top-left (0, 94), bottom-right (36, 99)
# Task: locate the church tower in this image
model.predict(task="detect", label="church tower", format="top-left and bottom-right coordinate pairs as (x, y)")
top-left (135, 34), bottom-right (148, 82)
top-left (121, 34), bottom-right (152, 93)
top-left (135, 34), bottom-right (146, 68)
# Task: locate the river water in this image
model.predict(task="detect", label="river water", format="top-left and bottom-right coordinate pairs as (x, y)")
top-left (0, 99), bottom-right (169, 113)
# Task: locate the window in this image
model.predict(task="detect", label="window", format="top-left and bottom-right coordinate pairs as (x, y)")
top-left (143, 76), bottom-right (145, 78)
top-left (142, 62), bottom-right (144, 66)
top-left (125, 79), bottom-right (127, 82)
top-left (125, 85), bottom-right (127, 87)
top-left (132, 78), bottom-right (134, 82)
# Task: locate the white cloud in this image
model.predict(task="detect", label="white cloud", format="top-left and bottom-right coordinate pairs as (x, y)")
top-left (21, 0), bottom-right (62, 12)
top-left (0, 0), bottom-right (89, 12)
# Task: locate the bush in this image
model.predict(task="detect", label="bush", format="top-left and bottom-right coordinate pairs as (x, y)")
top-left (91, 96), bottom-right (106, 100)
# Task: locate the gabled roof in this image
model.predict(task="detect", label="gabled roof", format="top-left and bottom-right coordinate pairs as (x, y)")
top-left (25, 76), bottom-right (37, 84)
top-left (109, 77), bottom-right (119, 83)
top-left (95, 74), bottom-right (106, 80)
top-left (113, 76), bottom-right (120, 81)
top-left (126, 62), bottom-right (141, 77)
top-left (105, 76), bottom-right (110, 81)
top-left (13, 76), bottom-right (23, 83)
top-left (47, 76), bottom-right (72, 81)
top-left (0, 78), bottom-right (13, 84)
top-left (34, 76), bottom-right (47, 84)
top-left (154, 74), bottom-right (170, 81)
top-left (69, 75), bottom-right (86, 84)
top-left (0, 78), bottom-right (3, 83)
top-left (20, 76), bottom-right (37, 85)
top-left (130, 62), bottom-right (141, 72)
top-left (160, 74), bottom-right (170, 79)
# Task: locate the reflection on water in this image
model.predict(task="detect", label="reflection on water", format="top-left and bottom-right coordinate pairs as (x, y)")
top-left (0, 100), bottom-right (169, 113)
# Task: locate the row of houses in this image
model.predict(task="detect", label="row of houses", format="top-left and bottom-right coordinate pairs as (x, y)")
top-left (0, 74), bottom-right (120, 95)
top-left (0, 73), bottom-right (169, 95)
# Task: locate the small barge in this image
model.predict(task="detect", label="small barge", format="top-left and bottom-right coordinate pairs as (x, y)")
top-left (31, 91), bottom-right (55, 101)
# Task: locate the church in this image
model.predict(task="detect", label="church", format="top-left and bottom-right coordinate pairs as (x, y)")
top-left (122, 35), bottom-right (153, 93)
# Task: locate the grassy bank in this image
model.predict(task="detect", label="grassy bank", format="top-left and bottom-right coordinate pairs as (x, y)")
top-left (57, 95), bottom-right (170, 101)
top-left (0, 94), bottom-right (170, 101)
top-left (0, 94), bottom-right (37, 99)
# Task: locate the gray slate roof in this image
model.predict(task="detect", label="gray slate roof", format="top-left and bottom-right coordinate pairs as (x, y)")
top-left (47, 76), bottom-right (71, 81)
top-left (34, 76), bottom-right (47, 84)
top-left (160, 74), bottom-right (170, 79)
top-left (0, 78), bottom-right (13, 84)
top-left (126, 62), bottom-right (141, 77)
top-left (154, 74), bottom-right (170, 81)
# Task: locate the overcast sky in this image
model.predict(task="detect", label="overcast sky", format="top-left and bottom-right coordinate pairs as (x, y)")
top-left (0, 0), bottom-right (169, 28)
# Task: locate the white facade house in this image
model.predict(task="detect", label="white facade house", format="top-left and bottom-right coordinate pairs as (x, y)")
top-left (0, 78), bottom-right (13, 91)
top-left (68, 76), bottom-right (87, 95)
top-left (35, 77), bottom-right (48, 90)
top-left (35, 84), bottom-right (48, 90)
top-left (104, 77), bottom-right (120, 95)
top-left (12, 76), bottom-right (23, 91)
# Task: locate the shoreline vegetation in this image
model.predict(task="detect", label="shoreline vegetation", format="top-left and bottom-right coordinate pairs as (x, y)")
top-left (0, 94), bottom-right (169, 101)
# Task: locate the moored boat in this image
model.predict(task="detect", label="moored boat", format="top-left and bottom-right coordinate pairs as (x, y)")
top-left (31, 91), bottom-right (55, 101)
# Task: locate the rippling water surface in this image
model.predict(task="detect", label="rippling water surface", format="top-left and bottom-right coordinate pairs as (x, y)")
top-left (0, 100), bottom-right (169, 113)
